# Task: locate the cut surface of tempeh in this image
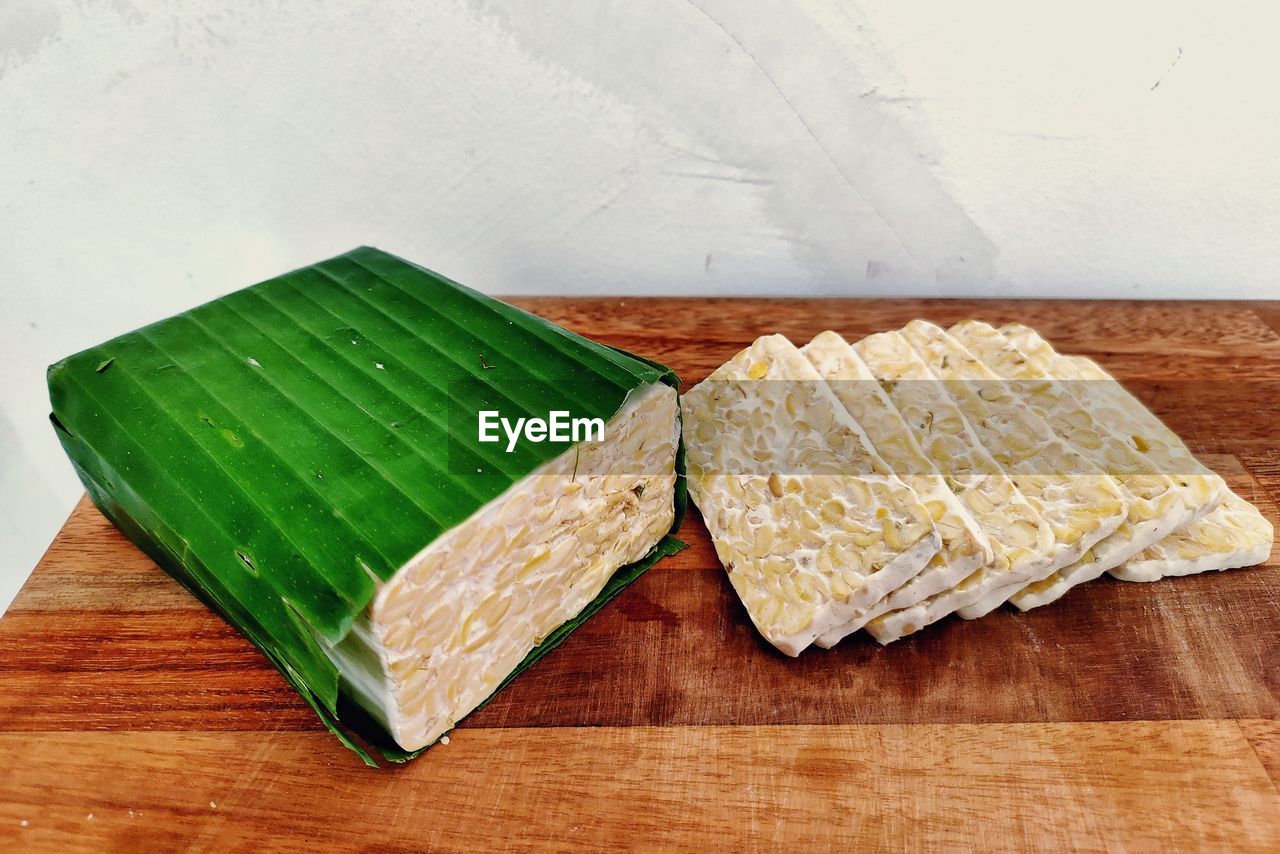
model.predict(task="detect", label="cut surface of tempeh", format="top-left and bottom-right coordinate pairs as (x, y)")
top-left (338, 382), bottom-right (680, 749)
top-left (899, 321), bottom-right (1129, 615)
top-left (948, 320), bottom-right (1216, 609)
top-left (998, 324), bottom-right (1231, 582)
top-left (1113, 491), bottom-right (1273, 580)
top-left (848, 330), bottom-right (1058, 641)
top-left (681, 334), bottom-right (940, 655)
top-left (799, 332), bottom-right (993, 646)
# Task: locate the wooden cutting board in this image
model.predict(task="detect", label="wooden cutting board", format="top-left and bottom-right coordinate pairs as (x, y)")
top-left (3, 298), bottom-right (1279, 851)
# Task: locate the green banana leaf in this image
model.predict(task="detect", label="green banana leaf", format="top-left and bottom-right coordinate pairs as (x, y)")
top-left (48, 247), bottom-right (687, 765)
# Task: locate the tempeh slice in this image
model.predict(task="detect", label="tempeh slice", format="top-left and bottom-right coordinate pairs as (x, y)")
top-left (949, 320), bottom-right (1217, 608)
top-left (999, 324), bottom-right (1236, 582)
top-left (899, 320), bottom-right (1129, 615)
top-left (799, 332), bottom-right (993, 646)
top-left (681, 334), bottom-right (940, 655)
top-left (998, 323), bottom-right (1224, 520)
top-left (1118, 491), bottom-right (1273, 580)
top-left (846, 330), bottom-right (1059, 642)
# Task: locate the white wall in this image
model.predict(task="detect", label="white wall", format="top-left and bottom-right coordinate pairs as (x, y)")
top-left (3, 0), bottom-right (1279, 611)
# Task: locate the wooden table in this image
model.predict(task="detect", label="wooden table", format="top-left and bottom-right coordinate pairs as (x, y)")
top-left (3, 299), bottom-right (1279, 851)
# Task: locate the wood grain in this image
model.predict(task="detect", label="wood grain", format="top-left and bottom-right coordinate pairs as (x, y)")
top-left (2, 298), bottom-right (1278, 850)
top-left (1, 724), bottom-right (1277, 853)
top-left (1240, 720), bottom-right (1280, 792)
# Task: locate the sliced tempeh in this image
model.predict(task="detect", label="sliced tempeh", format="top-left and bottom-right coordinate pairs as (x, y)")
top-left (997, 323), bottom-right (1225, 519)
top-left (799, 332), bottom-right (993, 646)
top-left (948, 320), bottom-right (1217, 608)
top-left (681, 334), bottom-right (941, 655)
top-left (899, 320), bottom-right (1129, 614)
top-left (998, 324), bottom-right (1236, 581)
top-left (846, 330), bottom-right (1059, 642)
top-left (1117, 491), bottom-right (1273, 580)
